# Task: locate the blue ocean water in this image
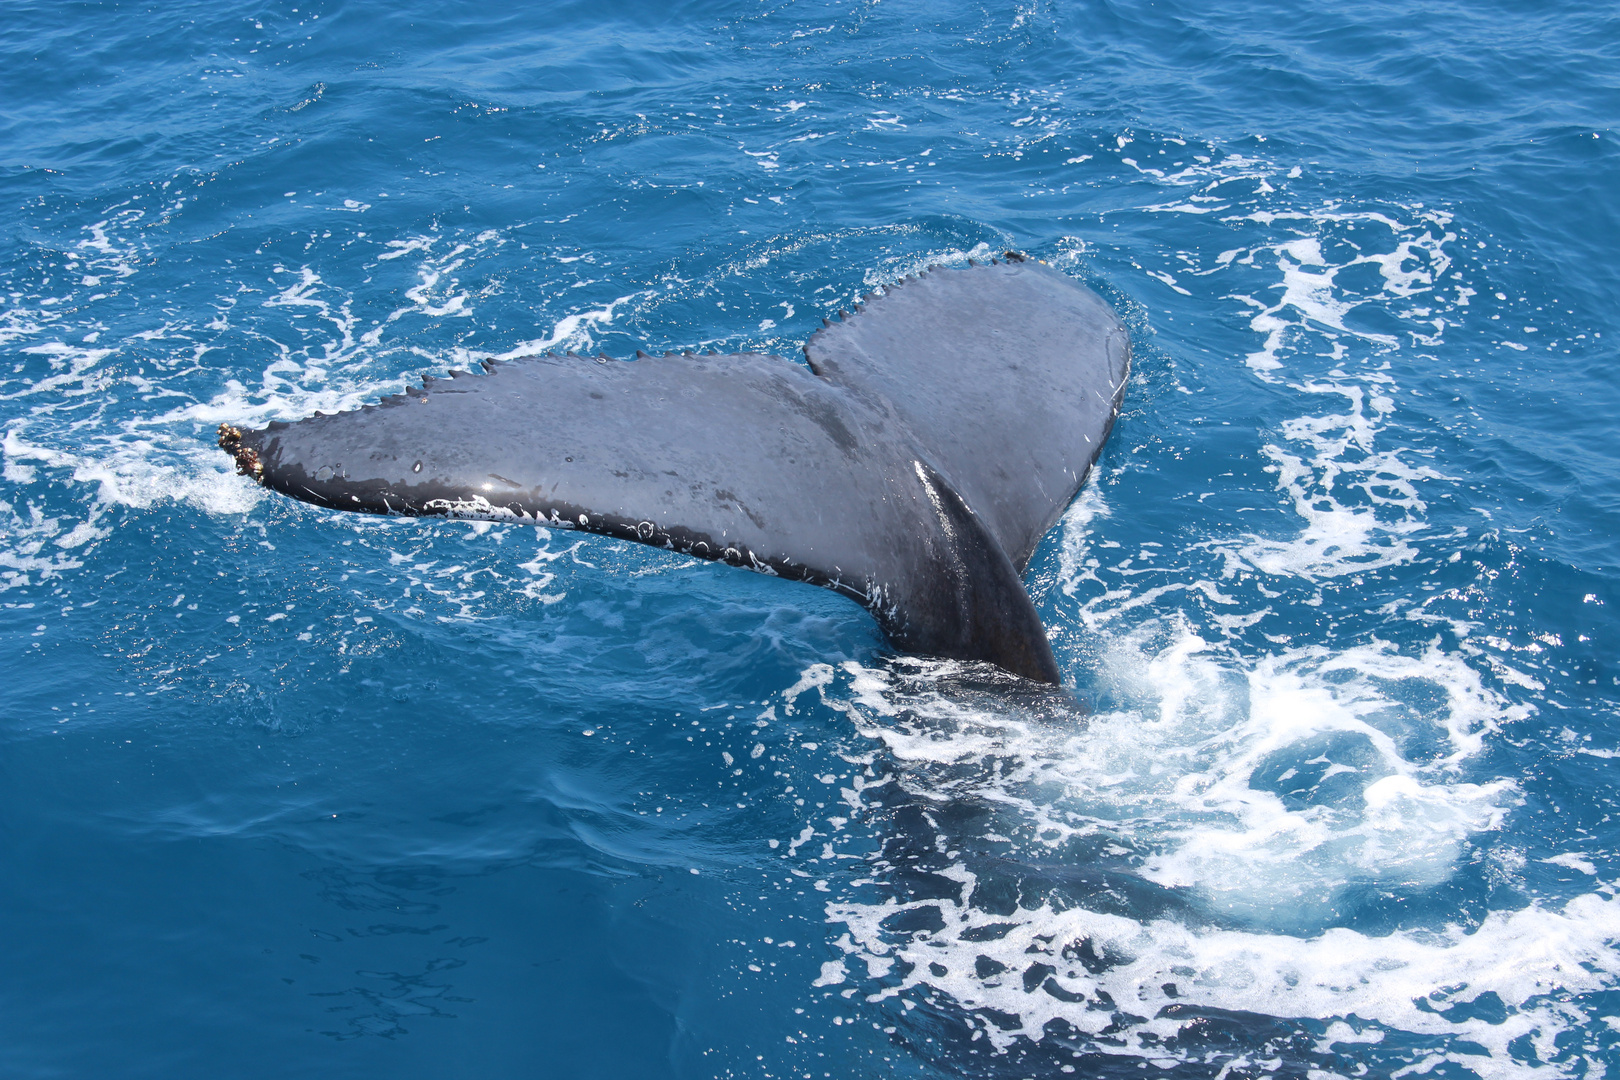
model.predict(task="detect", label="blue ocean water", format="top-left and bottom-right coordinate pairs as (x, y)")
top-left (2, 0), bottom-right (1618, 1075)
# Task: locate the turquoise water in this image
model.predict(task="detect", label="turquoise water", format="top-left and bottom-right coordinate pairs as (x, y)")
top-left (2, 1), bottom-right (1618, 1076)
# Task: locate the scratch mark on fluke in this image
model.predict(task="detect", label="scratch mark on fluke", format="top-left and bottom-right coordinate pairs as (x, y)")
top-left (217, 259), bottom-right (1129, 683)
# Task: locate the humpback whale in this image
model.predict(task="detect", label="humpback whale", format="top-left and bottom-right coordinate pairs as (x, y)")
top-left (217, 255), bottom-right (1129, 683)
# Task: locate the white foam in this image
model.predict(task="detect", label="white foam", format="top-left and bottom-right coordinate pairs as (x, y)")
top-left (829, 887), bottom-right (1620, 1074)
top-left (0, 305), bottom-right (56, 348)
top-left (782, 634), bottom-right (1595, 1074)
top-left (0, 220), bottom-right (562, 589)
top-left (1074, 200), bottom-right (1464, 606)
top-left (1236, 380), bottom-right (1444, 579)
top-left (1230, 208), bottom-right (1455, 377)
top-left (495, 293), bottom-right (642, 358)
top-left (5, 342), bottom-right (116, 402)
top-left (0, 493), bottom-right (89, 590)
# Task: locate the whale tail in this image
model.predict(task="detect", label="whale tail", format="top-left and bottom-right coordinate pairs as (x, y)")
top-left (218, 256), bottom-right (1130, 683)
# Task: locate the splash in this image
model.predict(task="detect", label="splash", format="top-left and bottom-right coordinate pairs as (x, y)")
top-left (777, 634), bottom-right (1596, 1075)
top-left (762, 141), bottom-right (1600, 1076)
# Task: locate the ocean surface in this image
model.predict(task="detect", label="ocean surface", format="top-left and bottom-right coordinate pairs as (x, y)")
top-left (2, 1), bottom-right (1617, 1076)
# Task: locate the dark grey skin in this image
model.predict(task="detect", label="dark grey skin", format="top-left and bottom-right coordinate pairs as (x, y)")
top-left (218, 255), bottom-right (1129, 684)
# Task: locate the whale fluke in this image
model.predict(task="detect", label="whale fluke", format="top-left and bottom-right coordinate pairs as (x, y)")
top-left (217, 257), bottom-right (1129, 683)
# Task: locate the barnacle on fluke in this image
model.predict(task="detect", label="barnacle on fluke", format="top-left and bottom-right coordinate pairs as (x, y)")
top-left (216, 424), bottom-right (263, 481)
top-left (216, 258), bottom-right (1130, 683)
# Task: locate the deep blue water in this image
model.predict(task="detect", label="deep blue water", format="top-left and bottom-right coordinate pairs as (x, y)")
top-left (3, 1), bottom-right (1618, 1076)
